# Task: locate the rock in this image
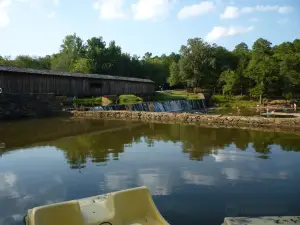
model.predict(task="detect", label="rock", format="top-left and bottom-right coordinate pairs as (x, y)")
top-left (71, 110), bottom-right (300, 130)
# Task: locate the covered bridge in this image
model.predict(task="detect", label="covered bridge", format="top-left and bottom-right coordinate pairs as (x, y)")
top-left (0, 66), bottom-right (155, 97)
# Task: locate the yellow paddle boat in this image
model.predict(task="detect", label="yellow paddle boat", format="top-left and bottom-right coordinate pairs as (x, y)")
top-left (25, 186), bottom-right (170, 225)
top-left (25, 186), bottom-right (300, 225)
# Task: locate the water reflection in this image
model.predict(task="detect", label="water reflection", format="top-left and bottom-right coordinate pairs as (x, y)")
top-left (1, 119), bottom-right (300, 225)
top-left (46, 123), bottom-right (300, 168)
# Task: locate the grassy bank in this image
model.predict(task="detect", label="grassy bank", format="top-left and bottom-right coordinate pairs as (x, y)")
top-left (152, 90), bottom-right (203, 101)
top-left (73, 97), bottom-right (102, 105)
top-left (119, 95), bottom-right (143, 104)
top-left (73, 90), bottom-right (203, 105)
top-left (212, 95), bottom-right (258, 108)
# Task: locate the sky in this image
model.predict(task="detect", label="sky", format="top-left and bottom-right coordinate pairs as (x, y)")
top-left (0, 0), bottom-right (299, 57)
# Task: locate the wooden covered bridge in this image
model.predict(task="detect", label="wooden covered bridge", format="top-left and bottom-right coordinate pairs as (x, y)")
top-left (0, 66), bottom-right (155, 97)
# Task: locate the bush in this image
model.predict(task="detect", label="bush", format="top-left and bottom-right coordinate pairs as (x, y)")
top-left (283, 92), bottom-right (293, 100)
top-left (212, 94), bottom-right (257, 108)
top-left (119, 95), bottom-right (143, 104)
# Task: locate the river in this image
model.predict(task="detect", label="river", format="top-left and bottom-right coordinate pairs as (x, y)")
top-left (1, 118), bottom-right (300, 225)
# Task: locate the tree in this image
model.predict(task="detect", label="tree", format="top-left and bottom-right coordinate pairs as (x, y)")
top-left (60, 33), bottom-right (86, 59)
top-left (213, 46), bottom-right (237, 93)
top-left (51, 33), bottom-right (86, 72)
top-left (1, 33), bottom-right (300, 97)
top-left (273, 41), bottom-right (300, 98)
top-left (219, 69), bottom-right (236, 95)
top-left (86, 37), bottom-right (106, 73)
top-left (177, 38), bottom-right (216, 89)
top-left (246, 38), bottom-right (278, 103)
top-left (70, 58), bottom-right (92, 74)
top-left (168, 62), bottom-right (182, 86)
top-left (233, 42), bottom-right (251, 95)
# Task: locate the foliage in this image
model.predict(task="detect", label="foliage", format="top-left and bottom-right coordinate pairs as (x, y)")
top-left (119, 95), bottom-right (143, 104)
top-left (245, 38), bottom-right (278, 103)
top-left (70, 58), bottom-right (92, 74)
top-left (152, 90), bottom-right (202, 101)
top-left (1, 34), bottom-right (300, 100)
top-left (73, 97), bottom-right (102, 105)
top-left (212, 95), bottom-right (257, 108)
top-left (168, 62), bottom-right (182, 86)
top-left (178, 38), bottom-right (216, 88)
top-left (219, 69), bottom-right (236, 95)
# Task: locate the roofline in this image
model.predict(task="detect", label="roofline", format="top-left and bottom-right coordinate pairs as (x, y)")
top-left (0, 66), bottom-right (155, 84)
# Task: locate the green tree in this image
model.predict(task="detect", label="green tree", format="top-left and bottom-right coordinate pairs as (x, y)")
top-left (273, 41), bottom-right (300, 98)
top-left (233, 42), bottom-right (250, 95)
top-left (168, 62), bottom-right (182, 86)
top-left (177, 38), bottom-right (216, 89)
top-left (246, 38), bottom-right (278, 103)
top-left (70, 58), bottom-right (92, 74)
top-left (51, 33), bottom-right (86, 72)
top-left (219, 69), bottom-right (236, 95)
top-left (86, 37), bottom-right (106, 73)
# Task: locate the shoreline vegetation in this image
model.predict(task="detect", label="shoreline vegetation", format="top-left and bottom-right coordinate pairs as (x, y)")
top-left (72, 90), bottom-right (298, 111)
top-left (73, 90), bottom-right (204, 106)
top-left (1, 34), bottom-right (300, 106)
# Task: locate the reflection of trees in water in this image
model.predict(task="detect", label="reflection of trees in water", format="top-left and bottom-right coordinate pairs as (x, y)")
top-left (0, 118), bottom-right (129, 150)
top-left (54, 125), bottom-right (148, 169)
top-left (51, 122), bottom-right (300, 168)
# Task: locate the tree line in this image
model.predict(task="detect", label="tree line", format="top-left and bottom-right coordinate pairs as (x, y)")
top-left (169, 38), bottom-right (300, 102)
top-left (1, 33), bottom-right (300, 101)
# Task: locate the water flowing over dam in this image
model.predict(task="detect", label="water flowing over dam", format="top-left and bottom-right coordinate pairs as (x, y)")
top-left (88, 99), bottom-right (206, 112)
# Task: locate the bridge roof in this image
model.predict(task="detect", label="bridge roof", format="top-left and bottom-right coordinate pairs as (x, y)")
top-left (0, 66), bottom-right (155, 83)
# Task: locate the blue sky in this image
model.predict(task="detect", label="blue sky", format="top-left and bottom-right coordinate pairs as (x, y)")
top-left (0, 0), bottom-right (299, 57)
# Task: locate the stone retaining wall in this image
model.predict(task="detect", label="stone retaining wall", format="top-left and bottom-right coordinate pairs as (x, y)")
top-left (0, 93), bottom-right (62, 120)
top-left (72, 110), bottom-right (300, 130)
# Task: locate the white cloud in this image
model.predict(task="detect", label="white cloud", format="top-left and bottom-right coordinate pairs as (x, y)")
top-left (255, 5), bottom-right (279, 12)
top-left (222, 168), bottom-right (239, 180)
top-left (177, 1), bottom-right (216, 20)
top-left (93, 0), bottom-right (125, 20)
top-left (132, 0), bottom-right (174, 21)
top-left (137, 168), bottom-right (172, 196)
top-left (104, 172), bottom-right (132, 191)
top-left (47, 11), bottom-right (56, 19)
top-left (0, 0), bottom-right (11, 9)
top-left (181, 170), bottom-right (215, 186)
top-left (53, 0), bottom-right (59, 6)
top-left (0, 0), bottom-right (11, 28)
top-left (221, 4), bottom-right (294, 19)
top-left (220, 6), bottom-right (239, 19)
top-left (15, 0), bottom-right (60, 8)
top-left (212, 153), bottom-right (237, 162)
top-left (206, 25), bottom-right (254, 42)
top-left (278, 6), bottom-right (293, 14)
top-left (0, 172), bottom-right (19, 198)
top-left (278, 18), bottom-right (289, 25)
top-left (240, 6), bottom-right (254, 14)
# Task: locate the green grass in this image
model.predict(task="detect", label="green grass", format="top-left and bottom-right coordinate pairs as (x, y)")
top-left (73, 90), bottom-right (203, 106)
top-left (212, 95), bottom-right (258, 108)
top-left (152, 90), bottom-right (203, 101)
top-left (119, 95), bottom-right (143, 104)
top-left (73, 97), bottom-right (102, 105)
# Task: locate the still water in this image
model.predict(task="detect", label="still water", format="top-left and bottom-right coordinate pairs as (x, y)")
top-left (1, 118), bottom-right (300, 225)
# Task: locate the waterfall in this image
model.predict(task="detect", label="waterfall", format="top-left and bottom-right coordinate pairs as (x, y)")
top-left (89, 99), bottom-right (206, 112)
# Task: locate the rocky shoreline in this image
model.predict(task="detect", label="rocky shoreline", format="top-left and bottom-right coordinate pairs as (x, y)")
top-left (72, 110), bottom-right (300, 130)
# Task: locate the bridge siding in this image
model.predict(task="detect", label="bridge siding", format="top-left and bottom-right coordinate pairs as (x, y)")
top-left (0, 71), bottom-right (155, 97)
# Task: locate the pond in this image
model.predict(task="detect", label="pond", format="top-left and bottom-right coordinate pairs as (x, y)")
top-left (1, 118), bottom-right (300, 225)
